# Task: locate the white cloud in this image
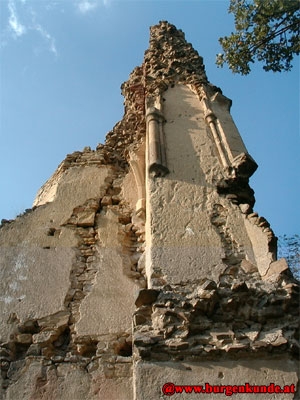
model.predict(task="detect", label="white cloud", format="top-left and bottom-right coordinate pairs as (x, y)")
top-left (4, 0), bottom-right (58, 56)
top-left (78, 0), bottom-right (98, 13)
top-left (35, 24), bottom-right (58, 56)
top-left (8, 0), bottom-right (26, 37)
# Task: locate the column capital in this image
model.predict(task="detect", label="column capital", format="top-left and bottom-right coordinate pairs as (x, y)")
top-left (146, 107), bottom-right (164, 122)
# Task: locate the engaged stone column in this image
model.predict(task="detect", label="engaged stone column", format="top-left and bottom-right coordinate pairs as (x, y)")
top-left (204, 109), bottom-right (230, 168)
top-left (129, 145), bottom-right (146, 216)
top-left (198, 84), bottom-right (257, 176)
top-left (199, 86), bottom-right (230, 169)
top-left (146, 107), bottom-right (169, 177)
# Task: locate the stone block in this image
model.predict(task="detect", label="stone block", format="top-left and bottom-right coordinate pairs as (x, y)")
top-left (263, 258), bottom-right (289, 280)
top-left (241, 259), bottom-right (258, 273)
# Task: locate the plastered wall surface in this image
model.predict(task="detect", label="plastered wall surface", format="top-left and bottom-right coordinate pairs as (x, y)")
top-left (0, 160), bottom-right (137, 399)
top-left (0, 165), bottom-right (113, 342)
top-left (146, 84), bottom-right (264, 287)
top-left (0, 245), bottom-right (74, 343)
top-left (75, 209), bottom-right (140, 336)
top-left (134, 359), bottom-right (298, 400)
top-left (146, 84), bottom-right (226, 286)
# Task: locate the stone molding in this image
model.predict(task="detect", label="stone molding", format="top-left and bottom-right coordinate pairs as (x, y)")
top-left (146, 106), bottom-right (169, 177)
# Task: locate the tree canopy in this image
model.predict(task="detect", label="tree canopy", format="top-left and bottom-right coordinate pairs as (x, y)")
top-left (216, 0), bottom-right (300, 74)
top-left (278, 234), bottom-right (300, 280)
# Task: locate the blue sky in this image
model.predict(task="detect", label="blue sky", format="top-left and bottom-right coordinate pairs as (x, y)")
top-left (0, 0), bottom-right (299, 238)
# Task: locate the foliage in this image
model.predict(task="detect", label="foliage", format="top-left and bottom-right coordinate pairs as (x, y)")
top-left (216, 0), bottom-right (300, 74)
top-left (278, 234), bottom-right (300, 280)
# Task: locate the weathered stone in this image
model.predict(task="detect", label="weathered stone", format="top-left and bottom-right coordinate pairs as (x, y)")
top-left (135, 289), bottom-right (159, 307)
top-left (15, 334), bottom-right (32, 344)
top-left (263, 258), bottom-right (289, 280)
top-left (26, 344), bottom-right (41, 356)
top-left (257, 329), bottom-right (287, 346)
top-left (200, 279), bottom-right (217, 290)
top-left (241, 259), bottom-right (258, 273)
top-left (32, 330), bottom-right (57, 345)
top-left (6, 360), bottom-right (26, 381)
top-left (38, 311), bottom-right (70, 330)
top-left (101, 196), bottom-right (112, 206)
top-left (239, 203), bottom-right (251, 214)
top-left (244, 329), bottom-right (260, 342)
top-left (231, 281), bottom-right (248, 292)
top-left (166, 340), bottom-right (189, 350)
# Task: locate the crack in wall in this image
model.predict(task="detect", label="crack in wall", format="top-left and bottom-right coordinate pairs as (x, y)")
top-left (211, 203), bottom-right (245, 268)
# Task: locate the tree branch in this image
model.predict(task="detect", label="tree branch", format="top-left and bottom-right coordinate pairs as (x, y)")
top-left (249, 21), bottom-right (299, 53)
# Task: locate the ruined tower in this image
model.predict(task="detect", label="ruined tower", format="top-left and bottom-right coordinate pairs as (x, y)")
top-left (0, 22), bottom-right (298, 400)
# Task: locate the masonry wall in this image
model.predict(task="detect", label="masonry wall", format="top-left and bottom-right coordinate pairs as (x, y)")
top-left (0, 21), bottom-right (298, 400)
top-left (0, 156), bottom-right (145, 400)
top-left (145, 84), bottom-right (261, 287)
top-left (134, 81), bottom-right (299, 400)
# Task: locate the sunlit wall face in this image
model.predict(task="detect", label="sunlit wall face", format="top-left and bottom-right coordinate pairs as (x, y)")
top-left (1, 0), bottom-right (299, 237)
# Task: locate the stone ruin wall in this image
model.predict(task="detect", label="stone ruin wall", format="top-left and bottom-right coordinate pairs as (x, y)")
top-left (0, 21), bottom-right (299, 400)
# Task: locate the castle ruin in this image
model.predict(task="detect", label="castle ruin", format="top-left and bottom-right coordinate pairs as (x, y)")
top-left (0, 21), bottom-right (299, 399)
